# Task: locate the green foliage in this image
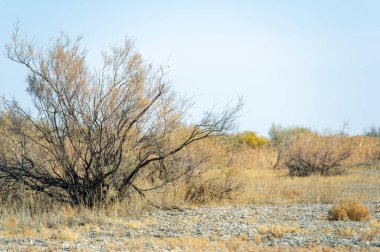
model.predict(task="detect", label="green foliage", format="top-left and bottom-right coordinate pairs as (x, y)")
top-left (231, 131), bottom-right (269, 148)
top-left (268, 124), bottom-right (314, 146)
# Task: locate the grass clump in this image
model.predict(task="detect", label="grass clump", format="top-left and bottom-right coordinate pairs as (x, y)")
top-left (328, 199), bottom-right (370, 221)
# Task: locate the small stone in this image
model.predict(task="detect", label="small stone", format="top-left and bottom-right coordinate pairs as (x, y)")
top-left (372, 242), bottom-right (380, 247)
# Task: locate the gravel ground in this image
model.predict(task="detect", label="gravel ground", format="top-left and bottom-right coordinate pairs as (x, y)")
top-left (0, 202), bottom-right (379, 251)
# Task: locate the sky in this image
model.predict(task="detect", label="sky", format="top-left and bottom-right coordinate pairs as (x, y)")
top-left (0, 0), bottom-right (379, 136)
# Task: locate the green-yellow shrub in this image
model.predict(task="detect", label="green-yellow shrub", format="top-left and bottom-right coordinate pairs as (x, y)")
top-left (231, 131), bottom-right (269, 148)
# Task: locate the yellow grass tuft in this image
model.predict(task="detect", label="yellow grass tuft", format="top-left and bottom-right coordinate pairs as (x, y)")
top-left (328, 199), bottom-right (370, 221)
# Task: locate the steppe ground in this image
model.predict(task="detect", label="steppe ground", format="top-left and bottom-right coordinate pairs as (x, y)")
top-left (0, 163), bottom-right (379, 251)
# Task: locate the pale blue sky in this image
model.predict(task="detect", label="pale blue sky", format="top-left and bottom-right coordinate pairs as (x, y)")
top-left (1, 0), bottom-right (379, 135)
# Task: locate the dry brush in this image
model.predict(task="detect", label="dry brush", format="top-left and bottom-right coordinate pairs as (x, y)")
top-left (0, 30), bottom-right (240, 207)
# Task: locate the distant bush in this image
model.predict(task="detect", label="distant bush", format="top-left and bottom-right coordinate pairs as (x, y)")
top-left (364, 126), bottom-right (380, 137)
top-left (328, 199), bottom-right (370, 221)
top-left (268, 124), bottom-right (314, 146)
top-left (230, 131), bottom-right (269, 148)
top-left (282, 134), bottom-right (351, 176)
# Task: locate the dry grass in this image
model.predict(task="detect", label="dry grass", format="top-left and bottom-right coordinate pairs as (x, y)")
top-left (114, 141), bottom-right (380, 208)
top-left (0, 198), bottom-right (138, 241)
top-left (328, 199), bottom-right (370, 221)
top-left (0, 156), bottom-right (377, 223)
top-left (1, 136), bottom-right (378, 211)
top-left (346, 136), bottom-right (380, 164)
top-left (56, 228), bottom-right (81, 241)
top-left (125, 217), bottom-right (157, 229)
top-left (225, 139), bottom-right (380, 205)
top-left (257, 225), bottom-right (303, 238)
top-left (359, 219), bottom-right (380, 241)
top-left (337, 227), bottom-right (357, 238)
top-left (225, 164), bottom-right (379, 205)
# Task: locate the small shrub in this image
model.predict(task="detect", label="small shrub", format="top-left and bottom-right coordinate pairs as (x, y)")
top-left (184, 168), bottom-right (242, 204)
top-left (328, 199), bottom-right (370, 221)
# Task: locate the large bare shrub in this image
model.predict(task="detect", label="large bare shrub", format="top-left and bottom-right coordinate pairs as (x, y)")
top-left (282, 134), bottom-right (351, 176)
top-left (0, 30), bottom-right (240, 207)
